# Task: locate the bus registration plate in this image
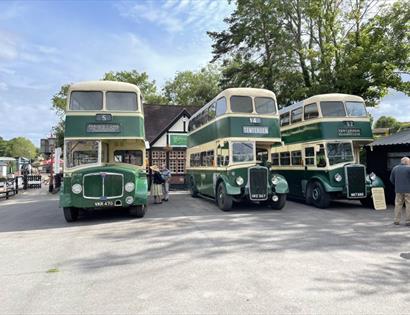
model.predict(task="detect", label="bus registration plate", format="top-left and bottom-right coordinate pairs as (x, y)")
top-left (243, 126), bottom-right (269, 134)
top-left (95, 201), bottom-right (114, 207)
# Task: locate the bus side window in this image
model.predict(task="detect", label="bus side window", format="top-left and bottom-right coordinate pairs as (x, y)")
top-left (280, 152), bottom-right (290, 165)
top-left (291, 107), bottom-right (302, 124)
top-left (208, 103), bottom-right (216, 121)
top-left (280, 112), bottom-right (290, 126)
top-left (217, 142), bottom-right (229, 166)
top-left (216, 97), bottom-right (226, 117)
top-left (316, 145), bottom-right (327, 167)
top-left (305, 147), bottom-right (315, 165)
top-left (291, 151), bottom-right (302, 165)
top-left (304, 103), bottom-right (318, 120)
top-left (271, 153), bottom-right (279, 166)
top-left (207, 150), bottom-right (214, 167)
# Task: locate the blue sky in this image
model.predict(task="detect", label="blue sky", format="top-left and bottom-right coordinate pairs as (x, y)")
top-left (0, 0), bottom-right (409, 147)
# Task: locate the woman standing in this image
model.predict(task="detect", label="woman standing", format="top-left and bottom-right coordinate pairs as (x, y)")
top-left (150, 165), bottom-right (164, 204)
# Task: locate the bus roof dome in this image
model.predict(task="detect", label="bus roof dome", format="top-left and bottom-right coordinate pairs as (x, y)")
top-left (69, 80), bottom-right (141, 93)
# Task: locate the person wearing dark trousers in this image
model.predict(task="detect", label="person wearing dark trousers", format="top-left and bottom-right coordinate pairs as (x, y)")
top-left (390, 157), bottom-right (410, 226)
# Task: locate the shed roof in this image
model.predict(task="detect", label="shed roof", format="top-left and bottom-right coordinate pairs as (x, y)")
top-left (144, 104), bottom-right (201, 143)
top-left (368, 129), bottom-right (410, 146)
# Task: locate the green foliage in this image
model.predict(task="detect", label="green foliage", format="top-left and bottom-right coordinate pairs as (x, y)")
top-left (6, 137), bottom-right (37, 159)
top-left (163, 65), bottom-right (221, 106)
top-left (209, 0), bottom-right (410, 107)
top-left (103, 70), bottom-right (167, 104)
top-left (0, 137), bottom-right (8, 156)
top-left (374, 116), bottom-right (402, 133)
top-left (51, 84), bottom-right (70, 117)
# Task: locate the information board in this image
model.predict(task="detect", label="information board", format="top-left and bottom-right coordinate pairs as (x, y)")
top-left (371, 187), bottom-right (387, 210)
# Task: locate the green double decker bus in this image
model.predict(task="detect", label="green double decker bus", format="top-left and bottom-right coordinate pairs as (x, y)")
top-left (60, 81), bottom-right (148, 222)
top-left (187, 88), bottom-right (289, 211)
top-left (271, 93), bottom-right (383, 208)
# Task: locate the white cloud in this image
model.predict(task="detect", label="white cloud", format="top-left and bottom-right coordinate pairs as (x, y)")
top-left (368, 90), bottom-right (410, 123)
top-left (0, 82), bottom-right (8, 91)
top-left (0, 30), bottom-right (18, 61)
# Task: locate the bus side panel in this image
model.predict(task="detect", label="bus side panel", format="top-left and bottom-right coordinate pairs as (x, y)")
top-left (59, 178), bottom-right (72, 208)
top-left (134, 172), bottom-right (148, 205)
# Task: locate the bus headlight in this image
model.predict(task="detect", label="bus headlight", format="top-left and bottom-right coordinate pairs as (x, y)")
top-left (125, 182), bottom-right (135, 192)
top-left (334, 173), bottom-right (343, 182)
top-left (271, 176), bottom-right (279, 185)
top-left (71, 184), bottom-right (82, 194)
top-left (236, 176), bottom-right (244, 186)
top-left (369, 172), bottom-right (376, 181)
top-left (125, 196), bottom-right (134, 205)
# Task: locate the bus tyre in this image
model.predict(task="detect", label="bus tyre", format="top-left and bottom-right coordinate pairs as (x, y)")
top-left (307, 181), bottom-right (331, 209)
top-left (190, 177), bottom-right (198, 198)
top-left (270, 194), bottom-right (286, 210)
top-left (129, 205), bottom-right (146, 218)
top-left (63, 207), bottom-right (79, 222)
top-left (216, 182), bottom-right (232, 211)
top-left (360, 196), bottom-right (374, 209)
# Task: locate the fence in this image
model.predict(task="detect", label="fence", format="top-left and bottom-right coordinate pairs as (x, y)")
top-left (0, 174), bottom-right (42, 200)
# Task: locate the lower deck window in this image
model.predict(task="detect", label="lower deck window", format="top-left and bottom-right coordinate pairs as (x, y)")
top-left (232, 142), bottom-right (254, 163)
top-left (280, 152), bottom-right (290, 165)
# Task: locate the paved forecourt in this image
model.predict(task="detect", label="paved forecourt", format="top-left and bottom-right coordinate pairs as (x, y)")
top-left (0, 188), bottom-right (409, 314)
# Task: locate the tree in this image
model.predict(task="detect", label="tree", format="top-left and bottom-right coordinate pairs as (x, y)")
top-left (209, 0), bottom-right (410, 106)
top-left (374, 116), bottom-right (402, 133)
top-left (6, 137), bottom-right (37, 159)
top-left (51, 84), bottom-right (70, 117)
top-left (163, 65), bottom-right (222, 106)
top-left (103, 70), bottom-right (167, 104)
top-left (0, 137), bottom-right (8, 156)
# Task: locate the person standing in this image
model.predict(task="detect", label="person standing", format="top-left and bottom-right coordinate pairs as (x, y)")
top-left (150, 165), bottom-right (164, 204)
top-left (390, 157), bottom-right (410, 226)
top-left (161, 164), bottom-right (171, 201)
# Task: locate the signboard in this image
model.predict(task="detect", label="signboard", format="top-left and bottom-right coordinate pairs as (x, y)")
top-left (338, 128), bottom-right (361, 137)
top-left (371, 187), bottom-right (387, 210)
top-left (95, 114), bottom-right (112, 121)
top-left (54, 147), bottom-right (61, 174)
top-left (243, 126), bottom-right (269, 135)
top-left (87, 124), bottom-right (120, 133)
top-left (169, 134), bottom-right (187, 147)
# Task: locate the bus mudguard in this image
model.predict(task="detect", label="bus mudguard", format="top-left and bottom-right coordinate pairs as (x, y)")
top-left (217, 174), bottom-right (241, 196)
top-left (273, 174), bottom-right (289, 194)
top-left (309, 175), bottom-right (343, 193)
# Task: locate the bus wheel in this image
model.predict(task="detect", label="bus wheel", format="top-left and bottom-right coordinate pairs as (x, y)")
top-left (360, 196), bottom-right (374, 209)
top-left (129, 205), bottom-right (146, 218)
top-left (216, 182), bottom-right (232, 211)
top-left (270, 194), bottom-right (286, 210)
top-left (63, 207), bottom-right (79, 222)
top-left (308, 181), bottom-right (331, 209)
top-left (190, 177), bottom-right (198, 198)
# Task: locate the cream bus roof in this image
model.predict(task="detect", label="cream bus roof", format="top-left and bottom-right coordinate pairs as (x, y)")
top-left (68, 80), bottom-right (141, 94)
top-left (280, 93), bottom-right (364, 113)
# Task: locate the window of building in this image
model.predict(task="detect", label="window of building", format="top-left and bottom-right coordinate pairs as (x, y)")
top-left (271, 153), bottom-right (279, 165)
top-left (280, 112), bottom-right (290, 126)
top-left (169, 150), bottom-right (185, 174)
top-left (216, 97), bottom-right (227, 117)
top-left (230, 96), bottom-right (253, 113)
top-left (305, 147), bottom-right (315, 165)
top-left (387, 152), bottom-right (410, 170)
top-left (291, 107), bottom-right (303, 123)
top-left (280, 152), bottom-right (290, 166)
top-left (151, 150), bottom-right (166, 168)
top-left (304, 103), bottom-right (319, 120)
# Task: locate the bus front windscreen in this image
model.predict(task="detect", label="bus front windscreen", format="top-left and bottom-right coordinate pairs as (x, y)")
top-left (326, 142), bottom-right (353, 165)
top-left (255, 97), bottom-right (276, 114)
top-left (345, 101), bottom-right (367, 117)
top-left (70, 91), bottom-right (103, 110)
top-left (65, 140), bottom-right (99, 168)
top-left (232, 142), bottom-right (254, 163)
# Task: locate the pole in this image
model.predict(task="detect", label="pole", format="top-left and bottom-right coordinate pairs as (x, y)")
top-left (49, 152), bottom-right (54, 193)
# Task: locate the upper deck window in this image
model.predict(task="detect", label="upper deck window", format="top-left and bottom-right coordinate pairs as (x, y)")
top-left (208, 102), bottom-right (216, 120)
top-left (255, 97), bottom-right (276, 114)
top-left (280, 112), bottom-right (290, 126)
top-left (106, 92), bottom-right (138, 111)
top-left (70, 91), bottom-right (103, 110)
top-left (320, 101), bottom-right (346, 117)
top-left (231, 96), bottom-right (253, 113)
top-left (216, 97), bottom-right (227, 117)
top-left (291, 107), bottom-right (303, 123)
top-left (345, 101), bottom-right (367, 117)
top-left (304, 103), bottom-right (319, 120)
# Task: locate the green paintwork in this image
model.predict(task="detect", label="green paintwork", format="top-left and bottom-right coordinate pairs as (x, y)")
top-left (188, 116), bottom-right (281, 148)
top-left (272, 164), bottom-right (383, 200)
top-left (59, 163), bottom-right (147, 209)
top-left (281, 120), bottom-right (373, 145)
top-left (169, 134), bottom-right (187, 146)
top-left (64, 115), bottom-right (145, 138)
top-left (187, 166), bottom-right (288, 198)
